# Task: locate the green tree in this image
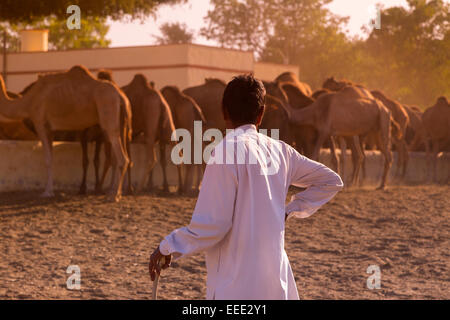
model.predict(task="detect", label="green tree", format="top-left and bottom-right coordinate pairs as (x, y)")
top-left (154, 22), bottom-right (195, 44)
top-left (0, 16), bottom-right (111, 51)
top-left (0, 0), bottom-right (184, 23)
top-left (361, 0), bottom-right (449, 106)
top-left (202, 0), bottom-right (350, 88)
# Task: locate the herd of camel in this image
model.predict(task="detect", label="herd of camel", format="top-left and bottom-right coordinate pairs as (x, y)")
top-left (0, 66), bottom-right (448, 202)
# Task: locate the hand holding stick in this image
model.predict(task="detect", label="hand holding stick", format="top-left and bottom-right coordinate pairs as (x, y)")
top-left (149, 246), bottom-right (172, 300)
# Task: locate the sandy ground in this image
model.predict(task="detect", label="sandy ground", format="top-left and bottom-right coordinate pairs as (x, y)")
top-left (0, 185), bottom-right (448, 300)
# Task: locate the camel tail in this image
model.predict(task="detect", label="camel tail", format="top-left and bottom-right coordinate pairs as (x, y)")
top-left (390, 117), bottom-right (402, 140)
top-left (120, 94), bottom-right (133, 166)
top-left (187, 95), bottom-right (207, 124)
top-left (158, 92), bottom-right (177, 143)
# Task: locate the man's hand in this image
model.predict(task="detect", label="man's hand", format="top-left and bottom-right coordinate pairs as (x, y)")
top-left (149, 246), bottom-right (172, 281)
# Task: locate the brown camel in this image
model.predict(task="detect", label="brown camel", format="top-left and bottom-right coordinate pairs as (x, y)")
top-left (279, 83), bottom-right (318, 158)
top-left (323, 78), bottom-right (405, 183)
top-left (0, 90), bottom-right (37, 140)
top-left (15, 73), bottom-right (129, 196)
top-left (121, 74), bottom-right (176, 192)
top-left (263, 80), bottom-right (317, 155)
top-left (183, 78), bottom-right (227, 132)
top-left (289, 90), bottom-right (394, 189)
top-left (259, 94), bottom-right (293, 145)
top-left (421, 97), bottom-right (450, 183)
top-left (275, 72), bottom-right (313, 97)
top-left (403, 105), bottom-right (425, 151)
top-left (312, 88), bottom-right (331, 100)
top-left (0, 66), bottom-right (131, 201)
top-left (161, 85), bottom-right (207, 195)
top-left (370, 90), bottom-right (410, 178)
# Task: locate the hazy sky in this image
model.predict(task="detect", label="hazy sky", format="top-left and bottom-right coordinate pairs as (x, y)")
top-left (107, 0), bottom-right (411, 47)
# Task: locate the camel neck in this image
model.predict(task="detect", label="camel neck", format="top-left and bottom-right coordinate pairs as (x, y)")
top-left (290, 103), bottom-right (317, 127)
top-left (0, 76), bottom-right (30, 120)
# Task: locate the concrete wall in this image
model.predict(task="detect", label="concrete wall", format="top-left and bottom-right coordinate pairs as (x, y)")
top-left (0, 141), bottom-right (448, 192)
top-left (1, 44), bottom-right (298, 93)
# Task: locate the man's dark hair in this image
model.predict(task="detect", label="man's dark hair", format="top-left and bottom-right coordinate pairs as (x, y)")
top-left (222, 74), bottom-right (266, 125)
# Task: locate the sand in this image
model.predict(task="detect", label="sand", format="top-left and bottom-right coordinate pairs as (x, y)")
top-left (0, 185), bottom-right (448, 299)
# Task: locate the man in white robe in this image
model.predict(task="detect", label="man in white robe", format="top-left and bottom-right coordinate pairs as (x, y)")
top-left (149, 75), bottom-right (343, 300)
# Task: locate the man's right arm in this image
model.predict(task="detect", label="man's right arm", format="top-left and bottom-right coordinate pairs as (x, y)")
top-left (159, 161), bottom-right (238, 260)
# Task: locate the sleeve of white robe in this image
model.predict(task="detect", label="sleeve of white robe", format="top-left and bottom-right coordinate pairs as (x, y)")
top-left (285, 145), bottom-right (344, 220)
top-left (159, 162), bottom-right (238, 259)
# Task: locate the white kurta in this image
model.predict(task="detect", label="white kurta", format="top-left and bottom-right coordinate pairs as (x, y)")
top-left (159, 124), bottom-right (343, 300)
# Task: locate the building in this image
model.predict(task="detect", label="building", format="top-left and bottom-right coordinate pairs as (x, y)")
top-left (0, 30), bottom-right (298, 93)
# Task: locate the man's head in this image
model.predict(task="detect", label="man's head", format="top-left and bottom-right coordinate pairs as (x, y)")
top-left (222, 74), bottom-right (266, 128)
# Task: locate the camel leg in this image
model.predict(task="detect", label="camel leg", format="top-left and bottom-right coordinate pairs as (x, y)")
top-left (431, 141), bottom-right (439, 183)
top-left (93, 137), bottom-right (103, 194)
top-left (79, 130), bottom-right (89, 195)
top-left (147, 169), bottom-right (154, 192)
top-left (160, 142), bottom-right (169, 193)
top-left (329, 136), bottom-right (339, 173)
top-left (376, 128), bottom-right (393, 190)
top-left (124, 134), bottom-right (134, 194)
top-left (400, 139), bottom-right (409, 179)
top-left (177, 164), bottom-right (184, 195)
top-left (99, 140), bottom-right (112, 193)
top-left (139, 145), bottom-right (157, 192)
top-left (35, 123), bottom-right (54, 197)
top-left (349, 136), bottom-right (364, 187)
top-left (339, 137), bottom-right (347, 187)
top-left (312, 131), bottom-right (328, 162)
top-left (184, 164), bottom-right (196, 196)
top-left (108, 134), bottom-right (128, 202)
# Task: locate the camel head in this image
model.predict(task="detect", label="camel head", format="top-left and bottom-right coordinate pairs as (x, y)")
top-left (204, 78), bottom-right (226, 87)
top-left (435, 96), bottom-right (449, 108)
top-left (264, 81), bottom-right (290, 110)
top-left (97, 69), bottom-right (114, 82)
top-left (322, 77), bottom-right (341, 92)
top-left (281, 83), bottom-right (315, 109)
top-left (130, 74), bottom-right (151, 89)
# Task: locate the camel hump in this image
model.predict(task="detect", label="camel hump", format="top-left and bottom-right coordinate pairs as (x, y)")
top-left (275, 71), bottom-right (298, 81)
top-left (68, 65), bottom-right (94, 78)
top-left (132, 73), bottom-right (150, 87)
top-left (436, 96), bottom-right (449, 107)
top-left (162, 85), bottom-right (181, 96)
top-left (205, 78), bottom-right (226, 86)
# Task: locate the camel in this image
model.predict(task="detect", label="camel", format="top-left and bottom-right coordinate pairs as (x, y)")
top-left (312, 88), bottom-right (331, 100)
top-left (161, 85), bottom-right (207, 195)
top-left (14, 72), bottom-right (129, 195)
top-left (289, 90), bottom-right (394, 189)
top-left (275, 72), bottom-right (313, 97)
top-left (121, 74), bottom-right (176, 192)
top-left (0, 90), bottom-right (37, 140)
top-left (421, 97), bottom-right (450, 183)
top-left (279, 83), bottom-right (317, 158)
top-left (183, 78), bottom-right (227, 132)
top-left (370, 90), bottom-right (410, 178)
top-left (260, 94), bottom-right (293, 145)
top-left (263, 80), bottom-right (317, 156)
top-left (322, 78), bottom-right (407, 183)
top-left (403, 105), bottom-right (425, 151)
top-left (0, 66), bottom-right (131, 201)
